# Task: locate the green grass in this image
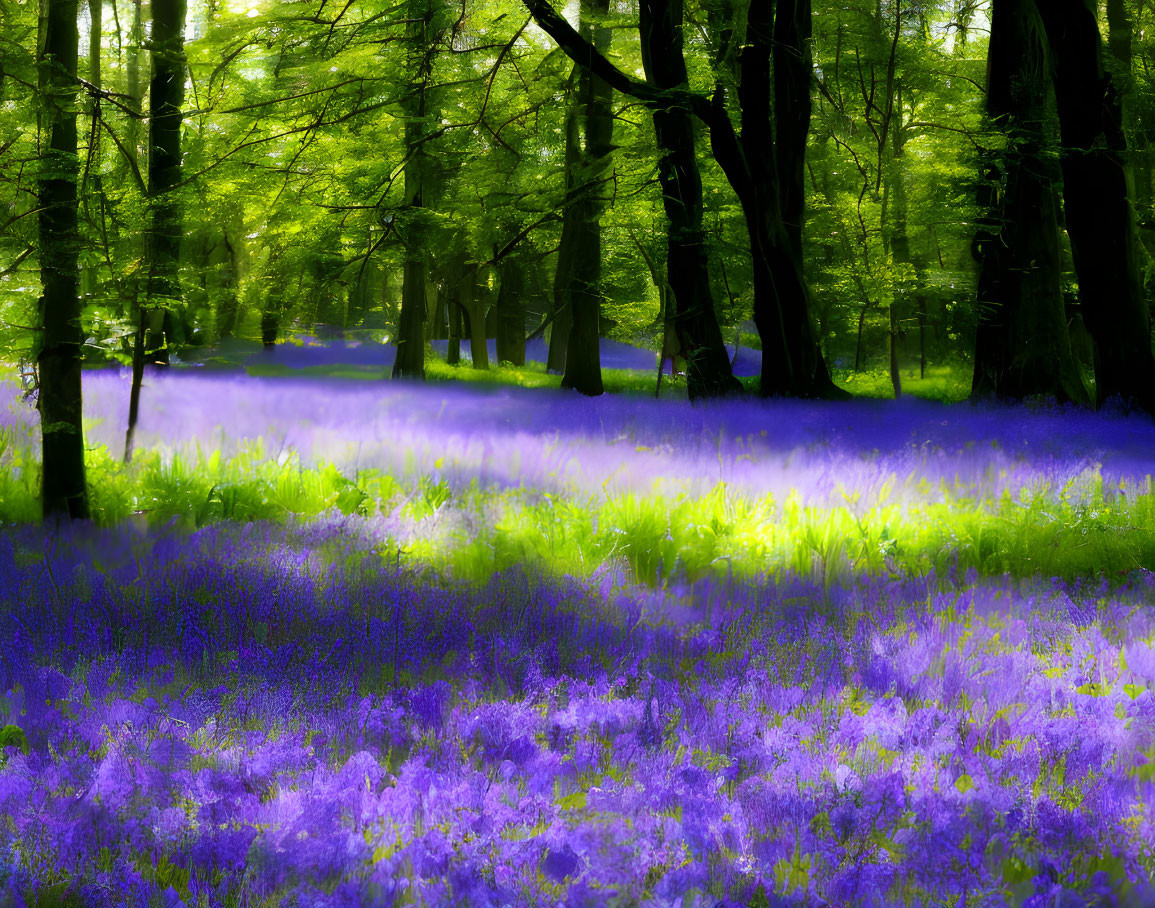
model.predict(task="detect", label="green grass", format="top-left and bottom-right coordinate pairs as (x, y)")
top-left (4, 430), bottom-right (1153, 589)
top-left (833, 363), bottom-right (973, 402)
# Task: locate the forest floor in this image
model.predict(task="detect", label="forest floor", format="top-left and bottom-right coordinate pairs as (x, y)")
top-left (172, 331), bottom-right (973, 402)
top-left (1, 369), bottom-right (1153, 905)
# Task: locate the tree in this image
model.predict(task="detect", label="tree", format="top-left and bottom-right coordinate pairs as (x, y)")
top-left (1037, 0), bottom-right (1155, 411)
top-left (637, 0), bottom-right (740, 399)
top-left (125, 0), bottom-right (187, 461)
top-left (392, 0), bottom-right (440, 380)
top-left (37, 0), bottom-right (90, 518)
top-left (523, 0), bottom-right (844, 398)
top-left (971, 0), bottom-right (1088, 403)
top-left (558, 0), bottom-right (613, 396)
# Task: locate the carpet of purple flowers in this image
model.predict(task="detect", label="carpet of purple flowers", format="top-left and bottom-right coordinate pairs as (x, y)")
top-left (1, 373), bottom-right (1154, 906)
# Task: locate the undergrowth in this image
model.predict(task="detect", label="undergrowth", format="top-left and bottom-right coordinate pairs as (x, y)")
top-left (2, 427), bottom-right (1152, 587)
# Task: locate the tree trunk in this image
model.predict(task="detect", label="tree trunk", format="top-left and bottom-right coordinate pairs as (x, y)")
top-left (1038, 0), bottom-right (1155, 410)
top-left (853, 302), bottom-right (870, 373)
top-left (495, 255), bottom-right (526, 365)
top-left (126, 0), bottom-right (184, 459)
top-left (124, 0), bottom-right (142, 167)
top-left (972, 0), bottom-right (1088, 403)
top-left (548, 72), bottom-right (580, 374)
top-left (560, 0), bottom-right (612, 397)
top-left (447, 297), bottom-right (462, 364)
top-left (735, 0), bottom-right (840, 398)
top-left (638, 0), bottom-right (740, 400)
top-left (889, 305), bottom-right (902, 398)
top-left (392, 0), bottom-right (435, 380)
top-left (425, 278), bottom-right (444, 340)
top-left (144, 0), bottom-right (185, 362)
top-left (38, 0), bottom-right (90, 519)
top-left (465, 264), bottom-right (489, 369)
top-left (523, 0), bottom-right (841, 399)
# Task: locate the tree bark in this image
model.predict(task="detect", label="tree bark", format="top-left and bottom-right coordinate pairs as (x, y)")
top-left (447, 297), bottom-right (462, 364)
top-left (638, 0), bottom-right (740, 399)
top-left (523, 0), bottom-right (840, 397)
top-left (144, 0), bottom-right (185, 362)
top-left (38, 0), bottom-right (90, 519)
top-left (739, 0), bottom-right (839, 397)
top-left (464, 264), bottom-right (489, 369)
top-left (972, 0), bottom-right (1088, 403)
top-left (124, 0), bottom-right (143, 167)
top-left (548, 71), bottom-right (580, 374)
top-left (1038, 0), bottom-right (1155, 410)
top-left (495, 255), bottom-right (526, 365)
top-left (392, 0), bottom-right (435, 380)
top-left (125, 0), bottom-right (184, 461)
top-left (560, 0), bottom-right (611, 396)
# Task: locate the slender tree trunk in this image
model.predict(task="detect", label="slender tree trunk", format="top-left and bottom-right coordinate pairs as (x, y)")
top-left (88, 0), bottom-right (101, 86)
top-left (889, 305), bottom-right (902, 397)
top-left (885, 82), bottom-right (930, 388)
top-left (972, 0), bottom-right (1088, 403)
top-left (443, 250), bottom-right (464, 364)
top-left (918, 297), bottom-right (927, 379)
top-left (464, 264), bottom-right (489, 370)
top-left (854, 303), bottom-right (869, 372)
top-left (38, 0), bottom-right (90, 519)
top-left (638, 0), bottom-right (739, 400)
top-left (392, 0), bottom-right (435, 380)
top-left (123, 308), bottom-right (145, 462)
top-left (447, 299), bottom-right (462, 364)
top-left (1038, 0), bottom-right (1155, 410)
top-left (144, 0), bottom-right (185, 362)
top-left (125, 0), bottom-right (184, 460)
top-left (124, 0), bottom-right (142, 167)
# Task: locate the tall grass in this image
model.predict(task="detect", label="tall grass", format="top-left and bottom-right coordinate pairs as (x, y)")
top-left (2, 423), bottom-right (1153, 587)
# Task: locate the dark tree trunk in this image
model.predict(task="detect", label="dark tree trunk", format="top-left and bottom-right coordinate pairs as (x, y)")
top-left (144, 0), bottom-right (185, 362)
top-left (853, 303), bottom-right (870, 373)
top-left (972, 0), bottom-right (1088, 403)
top-left (447, 299), bottom-right (462, 364)
top-left (495, 256), bottom-right (526, 365)
top-left (732, 0), bottom-right (839, 398)
top-left (392, 0), bottom-right (435, 380)
top-left (523, 0), bottom-right (839, 397)
top-left (126, 0), bottom-right (185, 460)
top-left (261, 304), bottom-right (280, 347)
top-left (889, 305), bottom-right (902, 398)
top-left (216, 233), bottom-right (241, 337)
top-left (425, 278), bottom-right (444, 340)
top-left (124, 309), bottom-right (146, 463)
top-left (638, 0), bottom-right (740, 400)
top-left (548, 74), bottom-right (580, 374)
top-left (1106, 0), bottom-right (1153, 245)
top-left (560, 0), bottom-right (612, 396)
top-left (443, 250), bottom-right (465, 364)
top-left (393, 255), bottom-right (427, 378)
top-left (1038, 0), bottom-right (1155, 410)
top-left (465, 265), bottom-right (489, 369)
top-left (37, 0), bottom-right (89, 519)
